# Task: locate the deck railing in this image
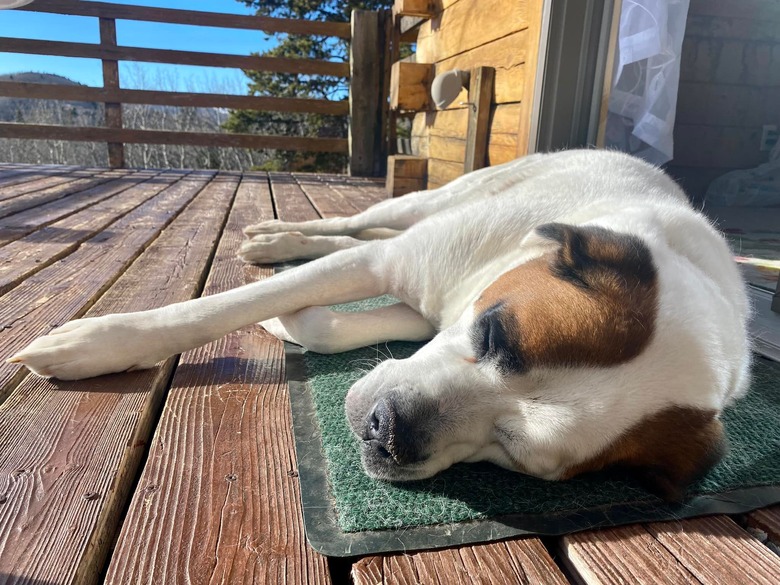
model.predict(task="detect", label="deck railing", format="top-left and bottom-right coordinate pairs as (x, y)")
top-left (0, 0), bottom-right (388, 175)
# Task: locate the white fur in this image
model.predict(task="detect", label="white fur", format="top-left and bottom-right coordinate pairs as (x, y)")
top-left (9, 150), bottom-right (750, 483)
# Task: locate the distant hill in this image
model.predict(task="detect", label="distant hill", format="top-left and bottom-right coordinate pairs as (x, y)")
top-left (0, 72), bottom-right (100, 122)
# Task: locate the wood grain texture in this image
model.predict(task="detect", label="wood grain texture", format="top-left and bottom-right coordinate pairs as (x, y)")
top-left (562, 524), bottom-right (699, 585)
top-left (0, 38), bottom-right (350, 78)
top-left (105, 173), bottom-right (332, 584)
top-left (269, 172), bottom-right (320, 221)
top-left (0, 172), bottom-right (214, 400)
top-left (0, 169), bottom-right (128, 219)
top-left (0, 123), bottom-right (349, 154)
top-left (353, 538), bottom-right (568, 584)
top-left (292, 173), bottom-right (362, 217)
top-left (0, 170), bottom-right (169, 246)
top-left (748, 506), bottom-right (780, 543)
top-left (416, 0), bottom-right (529, 63)
top-left (0, 167), bottom-right (89, 202)
top-left (22, 0), bottom-right (351, 38)
top-left (311, 172), bottom-right (390, 209)
top-left (0, 81), bottom-right (350, 116)
top-left (464, 66), bottom-right (495, 173)
top-left (0, 174), bottom-right (237, 585)
top-left (0, 170), bottom-right (172, 294)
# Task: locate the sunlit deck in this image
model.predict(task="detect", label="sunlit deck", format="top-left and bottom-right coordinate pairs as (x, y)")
top-left (1, 163), bottom-right (780, 584)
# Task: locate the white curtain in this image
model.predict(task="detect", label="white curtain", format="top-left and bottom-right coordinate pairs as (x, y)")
top-left (605, 0), bottom-right (690, 165)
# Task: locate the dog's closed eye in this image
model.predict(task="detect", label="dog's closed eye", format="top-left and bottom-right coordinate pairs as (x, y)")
top-left (472, 304), bottom-right (525, 373)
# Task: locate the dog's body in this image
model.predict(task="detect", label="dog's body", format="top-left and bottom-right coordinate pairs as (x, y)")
top-left (11, 150), bottom-right (750, 500)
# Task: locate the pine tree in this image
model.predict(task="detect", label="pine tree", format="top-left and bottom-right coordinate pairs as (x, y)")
top-left (224, 0), bottom-right (393, 172)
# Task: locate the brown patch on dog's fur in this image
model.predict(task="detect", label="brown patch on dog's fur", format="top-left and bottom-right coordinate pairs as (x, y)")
top-left (561, 407), bottom-right (727, 501)
top-left (474, 224), bottom-right (658, 370)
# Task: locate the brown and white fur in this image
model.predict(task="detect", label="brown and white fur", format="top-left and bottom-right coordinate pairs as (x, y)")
top-left (9, 150), bottom-right (750, 500)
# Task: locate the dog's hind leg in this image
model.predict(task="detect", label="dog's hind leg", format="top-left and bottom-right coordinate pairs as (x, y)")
top-left (261, 303), bottom-right (435, 354)
top-left (9, 244), bottom-right (394, 380)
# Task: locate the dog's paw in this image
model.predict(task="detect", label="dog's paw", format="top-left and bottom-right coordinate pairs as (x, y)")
top-left (238, 232), bottom-right (308, 264)
top-left (243, 220), bottom-right (293, 237)
top-left (7, 315), bottom-right (170, 380)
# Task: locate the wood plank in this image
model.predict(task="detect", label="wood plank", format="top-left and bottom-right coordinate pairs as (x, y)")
top-left (386, 155), bottom-right (427, 196)
top-left (269, 172), bottom-right (320, 221)
top-left (645, 516), bottom-right (780, 584)
top-left (313, 173), bottom-right (389, 210)
top-left (420, 133), bottom-right (517, 165)
top-left (0, 170), bottom-right (178, 295)
top-left (292, 173), bottom-right (362, 217)
top-left (0, 167), bottom-right (92, 203)
top-left (394, 0), bottom-right (436, 18)
top-left (464, 66), bottom-right (495, 173)
top-left (427, 158), bottom-right (464, 186)
top-left (22, 0), bottom-right (351, 38)
top-left (416, 0), bottom-right (529, 63)
top-left (514, 0), bottom-right (544, 157)
top-left (413, 103), bottom-right (523, 138)
top-left (0, 170), bottom-right (179, 247)
top-left (561, 524), bottom-right (699, 584)
top-left (0, 81), bottom-right (350, 116)
top-left (0, 165), bottom-right (83, 192)
top-left (353, 538), bottom-right (569, 584)
top-left (0, 171), bottom-right (214, 400)
top-left (105, 174), bottom-right (331, 584)
top-left (747, 506), bottom-right (780, 543)
top-left (0, 38), bottom-right (350, 78)
top-left (0, 123), bottom-right (349, 154)
top-left (390, 61), bottom-right (434, 111)
top-left (0, 173), bottom-right (236, 585)
top-left (0, 169), bottom-right (128, 219)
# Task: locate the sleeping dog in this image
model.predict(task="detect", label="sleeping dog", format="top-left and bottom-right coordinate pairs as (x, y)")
top-left (9, 150), bottom-right (750, 500)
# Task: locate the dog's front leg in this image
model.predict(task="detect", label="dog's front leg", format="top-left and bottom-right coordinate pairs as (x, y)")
top-left (9, 245), bottom-right (388, 380)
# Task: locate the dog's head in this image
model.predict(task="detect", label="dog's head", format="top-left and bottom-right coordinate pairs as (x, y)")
top-left (345, 223), bottom-right (730, 501)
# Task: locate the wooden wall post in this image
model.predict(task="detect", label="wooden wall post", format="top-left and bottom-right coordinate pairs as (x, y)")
top-left (349, 10), bottom-right (388, 177)
top-left (99, 17), bottom-right (125, 168)
top-left (464, 66), bottom-right (495, 173)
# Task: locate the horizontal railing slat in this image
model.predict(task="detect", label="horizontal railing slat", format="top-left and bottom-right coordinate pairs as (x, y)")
top-left (19, 0), bottom-right (351, 38)
top-left (0, 123), bottom-right (349, 153)
top-left (0, 81), bottom-right (349, 116)
top-left (0, 38), bottom-right (350, 78)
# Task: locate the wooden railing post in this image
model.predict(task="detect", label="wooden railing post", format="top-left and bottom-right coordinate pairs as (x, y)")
top-left (349, 9), bottom-right (388, 177)
top-left (99, 17), bottom-right (125, 168)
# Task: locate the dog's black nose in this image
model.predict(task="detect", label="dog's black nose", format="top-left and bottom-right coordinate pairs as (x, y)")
top-left (364, 398), bottom-right (408, 463)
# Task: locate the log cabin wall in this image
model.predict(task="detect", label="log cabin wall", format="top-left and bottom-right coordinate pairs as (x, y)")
top-left (398, 0), bottom-right (545, 190)
top-left (667, 0), bottom-right (780, 200)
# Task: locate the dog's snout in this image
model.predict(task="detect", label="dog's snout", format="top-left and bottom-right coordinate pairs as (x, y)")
top-left (363, 397), bottom-right (419, 464)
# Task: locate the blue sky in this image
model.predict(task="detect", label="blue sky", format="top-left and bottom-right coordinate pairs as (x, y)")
top-left (0, 0), bottom-right (278, 94)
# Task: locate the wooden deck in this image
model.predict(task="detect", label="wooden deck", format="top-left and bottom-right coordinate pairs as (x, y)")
top-left (1, 163), bottom-right (779, 584)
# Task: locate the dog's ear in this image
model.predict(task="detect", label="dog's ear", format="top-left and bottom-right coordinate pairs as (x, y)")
top-left (535, 223), bottom-right (656, 290)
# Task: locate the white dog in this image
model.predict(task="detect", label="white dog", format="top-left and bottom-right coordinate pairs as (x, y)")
top-left (9, 150), bottom-right (750, 500)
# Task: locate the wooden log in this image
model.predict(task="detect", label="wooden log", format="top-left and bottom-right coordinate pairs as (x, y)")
top-left (0, 123), bottom-right (349, 153)
top-left (393, 0), bottom-right (436, 18)
top-left (0, 169), bottom-right (128, 220)
top-left (0, 171), bottom-right (215, 400)
top-left (353, 538), bottom-right (569, 585)
top-left (350, 10), bottom-right (385, 176)
top-left (390, 61), bottom-right (434, 111)
top-left (416, 0), bottom-right (530, 63)
top-left (0, 38), bottom-right (350, 77)
top-left (105, 174), bottom-right (332, 584)
top-left (0, 174), bottom-right (237, 585)
top-left (464, 66), bottom-right (495, 173)
top-left (21, 0), bottom-right (351, 38)
top-left (0, 81), bottom-right (350, 116)
top-left (0, 170), bottom-right (179, 295)
top-left (386, 154), bottom-right (427, 196)
top-left (99, 17), bottom-right (125, 169)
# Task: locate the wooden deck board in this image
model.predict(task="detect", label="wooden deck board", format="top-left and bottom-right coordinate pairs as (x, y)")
top-left (0, 169), bottom-right (129, 219)
top-left (0, 166), bottom-right (89, 202)
top-left (0, 171), bottom-right (214, 399)
top-left (0, 164), bottom-right (83, 186)
top-left (105, 173), bottom-right (331, 584)
top-left (0, 169), bottom-right (169, 294)
top-left (0, 172), bottom-right (237, 584)
top-left (0, 170), bottom-right (168, 246)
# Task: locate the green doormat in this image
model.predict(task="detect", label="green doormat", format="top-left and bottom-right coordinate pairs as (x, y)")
top-left (286, 301), bottom-right (780, 556)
